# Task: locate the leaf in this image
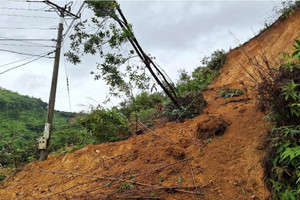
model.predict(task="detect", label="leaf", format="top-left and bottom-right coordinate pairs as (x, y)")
top-left (177, 176), bottom-right (183, 184)
top-left (280, 146), bottom-right (300, 162)
top-left (158, 177), bottom-right (164, 182)
top-left (241, 188), bottom-right (246, 195)
top-left (206, 138), bottom-right (213, 144)
top-left (129, 175), bottom-right (136, 180)
top-left (106, 181), bottom-right (113, 187)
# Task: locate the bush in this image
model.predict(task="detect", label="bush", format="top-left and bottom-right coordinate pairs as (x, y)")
top-left (219, 88), bottom-right (243, 98)
top-left (177, 67), bottom-right (218, 94)
top-left (176, 49), bottom-right (226, 94)
top-left (119, 92), bottom-right (164, 119)
top-left (164, 92), bottom-right (206, 121)
top-left (202, 49), bottom-right (227, 71)
top-left (130, 108), bottom-right (158, 126)
top-left (278, 1), bottom-right (300, 20)
top-left (258, 40), bottom-right (300, 199)
top-left (80, 107), bottom-right (131, 142)
top-left (0, 172), bottom-right (6, 183)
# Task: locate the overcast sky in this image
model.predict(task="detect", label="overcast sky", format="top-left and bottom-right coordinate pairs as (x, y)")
top-left (0, 0), bottom-right (281, 112)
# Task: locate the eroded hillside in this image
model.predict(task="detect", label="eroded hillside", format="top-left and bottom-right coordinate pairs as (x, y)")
top-left (1, 8), bottom-right (300, 200)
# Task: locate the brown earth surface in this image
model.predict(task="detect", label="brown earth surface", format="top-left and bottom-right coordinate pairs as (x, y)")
top-left (1, 8), bottom-right (300, 200)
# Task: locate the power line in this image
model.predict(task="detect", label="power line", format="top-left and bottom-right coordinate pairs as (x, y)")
top-left (0, 51), bottom-right (55, 75)
top-left (0, 6), bottom-right (49, 12)
top-left (0, 13), bottom-right (57, 19)
top-left (0, 51), bottom-right (55, 68)
top-left (3, 0), bottom-right (28, 2)
top-left (0, 27), bottom-right (57, 30)
top-left (0, 56), bottom-right (36, 68)
top-left (0, 36), bottom-right (55, 48)
top-left (0, 43), bottom-right (55, 48)
top-left (0, 38), bottom-right (55, 42)
top-left (0, 48), bottom-right (54, 58)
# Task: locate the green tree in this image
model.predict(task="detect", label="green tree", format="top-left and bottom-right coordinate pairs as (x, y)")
top-left (66, 0), bottom-right (180, 108)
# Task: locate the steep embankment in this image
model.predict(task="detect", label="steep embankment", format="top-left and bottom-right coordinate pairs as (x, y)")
top-left (1, 10), bottom-right (300, 200)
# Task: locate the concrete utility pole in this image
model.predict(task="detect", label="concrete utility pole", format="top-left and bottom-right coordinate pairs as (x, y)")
top-left (31, 0), bottom-right (80, 161)
top-left (39, 11), bottom-right (64, 161)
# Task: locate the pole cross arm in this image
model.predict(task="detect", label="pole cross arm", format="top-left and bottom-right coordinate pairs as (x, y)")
top-left (26, 0), bottom-right (81, 18)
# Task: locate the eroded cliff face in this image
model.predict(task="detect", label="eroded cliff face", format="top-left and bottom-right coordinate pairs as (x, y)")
top-left (1, 8), bottom-right (300, 200)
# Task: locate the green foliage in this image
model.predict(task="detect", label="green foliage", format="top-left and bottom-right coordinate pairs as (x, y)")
top-left (131, 108), bottom-right (158, 126)
top-left (176, 49), bottom-right (226, 94)
top-left (278, 1), bottom-right (300, 20)
top-left (119, 181), bottom-right (134, 190)
top-left (219, 88), bottom-right (244, 98)
top-left (51, 144), bottom-right (86, 157)
top-left (80, 107), bottom-right (131, 143)
top-left (259, 41), bottom-right (300, 199)
top-left (66, 1), bottom-right (151, 99)
top-left (206, 138), bottom-right (213, 144)
top-left (177, 67), bottom-right (218, 94)
top-left (177, 176), bottom-right (183, 184)
top-left (0, 172), bottom-right (6, 183)
top-left (282, 80), bottom-right (300, 117)
top-left (119, 92), bottom-right (164, 126)
top-left (201, 49), bottom-right (227, 71)
top-left (164, 50), bottom-right (226, 121)
top-left (0, 88), bottom-right (93, 167)
top-left (163, 92), bottom-right (206, 121)
top-left (120, 92), bottom-right (164, 117)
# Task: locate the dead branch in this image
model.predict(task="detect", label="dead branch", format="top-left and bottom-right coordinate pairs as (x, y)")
top-left (115, 197), bottom-right (165, 200)
top-left (135, 157), bottom-right (193, 180)
top-left (188, 160), bottom-right (200, 200)
top-left (137, 119), bottom-right (174, 144)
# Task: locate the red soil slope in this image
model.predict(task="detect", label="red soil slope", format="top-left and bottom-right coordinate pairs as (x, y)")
top-left (1, 9), bottom-right (300, 200)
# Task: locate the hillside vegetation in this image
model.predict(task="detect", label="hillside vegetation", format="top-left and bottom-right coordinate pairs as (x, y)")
top-left (0, 88), bottom-right (94, 168)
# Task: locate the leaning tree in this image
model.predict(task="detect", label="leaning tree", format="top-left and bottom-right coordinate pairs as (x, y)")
top-left (66, 0), bottom-right (180, 108)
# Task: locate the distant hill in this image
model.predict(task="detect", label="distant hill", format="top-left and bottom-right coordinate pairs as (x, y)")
top-left (0, 87), bottom-right (86, 167)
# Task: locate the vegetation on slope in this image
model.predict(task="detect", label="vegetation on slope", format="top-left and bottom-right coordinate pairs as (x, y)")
top-left (257, 41), bottom-right (300, 199)
top-left (0, 88), bottom-right (95, 169)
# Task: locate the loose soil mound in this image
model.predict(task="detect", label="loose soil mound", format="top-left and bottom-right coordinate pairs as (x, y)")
top-left (1, 8), bottom-right (300, 200)
top-left (195, 116), bottom-right (229, 140)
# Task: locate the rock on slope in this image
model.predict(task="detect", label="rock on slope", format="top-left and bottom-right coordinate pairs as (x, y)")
top-left (1, 9), bottom-right (300, 200)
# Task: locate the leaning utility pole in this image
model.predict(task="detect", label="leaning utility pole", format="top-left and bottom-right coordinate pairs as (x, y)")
top-left (30, 0), bottom-right (80, 161)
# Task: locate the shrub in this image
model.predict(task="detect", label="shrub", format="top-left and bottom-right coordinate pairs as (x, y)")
top-left (130, 108), bottom-right (158, 126)
top-left (0, 172), bottom-right (6, 183)
top-left (278, 1), bottom-right (300, 20)
top-left (176, 49), bottom-right (226, 94)
top-left (164, 92), bottom-right (206, 121)
top-left (219, 88), bottom-right (244, 98)
top-left (80, 107), bottom-right (131, 142)
top-left (119, 92), bottom-right (164, 119)
top-left (258, 40), bottom-right (300, 199)
top-left (177, 67), bottom-right (218, 94)
top-left (202, 49), bottom-right (227, 71)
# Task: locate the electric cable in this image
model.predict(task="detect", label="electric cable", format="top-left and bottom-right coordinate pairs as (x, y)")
top-left (0, 6), bottom-right (49, 12)
top-left (0, 55), bottom-right (37, 68)
top-left (0, 36), bottom-right (55, 47)
top-left (0, 27), bottom-right (57, 30)
top-left (0, 13), bottom-right (57, 19)
top-left (0, 38), bottom-right (54, 42)
top-left (0, 43), bottom-right (55, 48)
top-left (0, 48), bottom-right (54, 58)
top-left (0, 51), bottom-right (55, 75)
